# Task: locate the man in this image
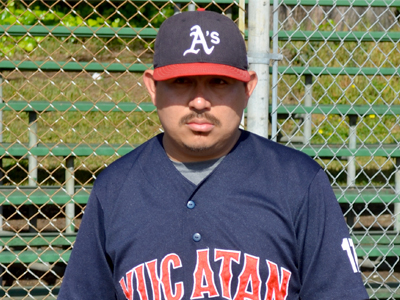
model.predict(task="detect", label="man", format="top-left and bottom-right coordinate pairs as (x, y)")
top-left (59, 10), bottom-right (369, 300)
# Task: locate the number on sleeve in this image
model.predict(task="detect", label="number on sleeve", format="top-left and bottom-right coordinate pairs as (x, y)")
top-left (341, 238), bottom-right (360, 273)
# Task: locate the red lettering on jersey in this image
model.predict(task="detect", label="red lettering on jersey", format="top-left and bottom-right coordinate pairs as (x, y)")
top-left (134, 264), bottom-right (149, 300)
top-left (161, 254), bottom-right (184, 300)
top-left (215, 249), bottom-right (241, 299)
top-left (146, 260), bottom-right (162, 300)
top-left (265, 260), bottom-right (291, 300)
top-left (119, 269), bottom-right (135, 300)
top-left (234, 254), bottom-right (261, 300)
top-left (191, 249), bottom-right (219, 299)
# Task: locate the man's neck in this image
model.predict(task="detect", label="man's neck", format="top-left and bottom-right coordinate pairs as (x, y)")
top-left (171, 156), bottom-right (225, 185)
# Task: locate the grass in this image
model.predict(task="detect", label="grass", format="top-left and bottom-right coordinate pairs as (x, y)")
top-left (275, 35), bottom-right (400, 150)
top-left (272, 26), bottom-right (400, 187)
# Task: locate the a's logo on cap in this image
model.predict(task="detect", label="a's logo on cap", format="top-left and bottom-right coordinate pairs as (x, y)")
top-left (183, 25), bottom-right (220, 56)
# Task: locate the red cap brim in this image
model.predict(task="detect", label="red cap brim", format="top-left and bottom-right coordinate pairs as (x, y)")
top-left (153, 63), bottom-right (251, 82)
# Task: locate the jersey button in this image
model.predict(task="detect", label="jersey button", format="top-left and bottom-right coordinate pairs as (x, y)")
top-left (193, 233), bottom-right (201, 242)
top-left (187, 200), bottom-right (195, 209)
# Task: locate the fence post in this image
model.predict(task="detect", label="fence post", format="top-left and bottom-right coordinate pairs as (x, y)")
top-left (239, 0), bottom-right (246, 129)
top-left (247, 0), bottom-right (270, 138)
top-left (271, 0), bottom-right (279, 142)
top-left (239, 0), bottom-right (245, 35)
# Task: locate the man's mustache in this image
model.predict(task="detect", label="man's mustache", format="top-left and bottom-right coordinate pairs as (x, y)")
top-left (179, 112), bottom-right (221, 127)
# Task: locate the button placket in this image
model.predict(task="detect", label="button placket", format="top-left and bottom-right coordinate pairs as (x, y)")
top-left (187, 199), bottom-right (200, 242)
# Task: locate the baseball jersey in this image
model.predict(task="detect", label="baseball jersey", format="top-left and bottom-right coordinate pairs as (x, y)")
top-left (59, 130), bottom-right (369, 300)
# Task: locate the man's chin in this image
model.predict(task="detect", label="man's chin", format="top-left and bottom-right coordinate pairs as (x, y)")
top-left (183, 143), bottom-right (213, 153)
top-left (182, 132), bottom-right (215, 152)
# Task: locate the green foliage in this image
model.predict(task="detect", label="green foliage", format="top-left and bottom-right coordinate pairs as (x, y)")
top-left (0, 36), bottom-right (14, 56)
top-left (318, 19), bottom-right (336, 31)
top-left (0, 1), bottom-right (175, 27)
top-left (0, 0), bottom-right (175, 56)
top-left (17, 36), bottom-right (37, 52)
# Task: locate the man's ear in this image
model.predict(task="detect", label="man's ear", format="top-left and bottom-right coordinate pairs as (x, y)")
top-left (143, 70), bottom-right (157, 105)
top-left (243, 71), bottom-right (258, 108)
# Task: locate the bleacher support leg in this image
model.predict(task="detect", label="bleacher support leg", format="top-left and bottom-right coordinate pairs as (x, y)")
top-left (174, 3), bottom-right (181, 14)
top-left (28, 111), bottom-right (38, 232)
top-left (65, 156), bottom-right (75, 234)
top-left (303, 75), bottom-right (313, 144)
top-left (347, 115), bottom-right (358, 187)
top-left (394, 157), bottom-right (400, 231)
top-left (28, 112), bottom-right (38, 186)
top-left (226, 7), bottom-right (232, 19)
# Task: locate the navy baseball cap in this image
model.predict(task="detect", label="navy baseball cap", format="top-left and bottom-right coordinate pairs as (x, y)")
top-left (153, 9), bottom-right (250, 82)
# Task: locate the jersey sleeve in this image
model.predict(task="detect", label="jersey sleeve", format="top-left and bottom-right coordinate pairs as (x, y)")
top-left (296, 168), bottom-right (369, 300)
top-left (58, 187), bottom-right (117, 300)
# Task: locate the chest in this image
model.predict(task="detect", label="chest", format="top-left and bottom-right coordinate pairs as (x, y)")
top-left (104, 181), bottom-right (301, 300)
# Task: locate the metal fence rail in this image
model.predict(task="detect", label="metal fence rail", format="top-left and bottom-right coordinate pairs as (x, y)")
top-left (0, 0), bottom-right (397, 299)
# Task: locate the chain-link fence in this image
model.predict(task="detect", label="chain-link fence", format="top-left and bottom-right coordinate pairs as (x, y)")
top-left (271, 1), bottom-right (400, 299)
top-left (0, 1), bottom-right (244, 299)
top-left (0, 0), bottom-right (398, 299)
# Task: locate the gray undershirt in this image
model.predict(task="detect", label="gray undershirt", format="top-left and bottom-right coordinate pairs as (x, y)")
top-left (172, 157), bottom-right (225, 185)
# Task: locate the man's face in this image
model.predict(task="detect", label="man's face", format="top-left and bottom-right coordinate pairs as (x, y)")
top-left (144, 70), bottom-right (257, 162)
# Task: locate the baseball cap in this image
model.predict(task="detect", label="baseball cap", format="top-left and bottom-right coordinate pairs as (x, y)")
top-left (153, 10), bottom-right (250, 82)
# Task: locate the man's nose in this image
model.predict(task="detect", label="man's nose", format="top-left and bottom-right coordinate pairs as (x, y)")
top-left (188, 87), bottom-right (211, 111)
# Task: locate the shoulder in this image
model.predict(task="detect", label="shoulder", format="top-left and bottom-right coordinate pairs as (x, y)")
top-left (239, 130), bottom-right (321, 175)
top-left (92, 134), bottom-right (164, 195)
top-left (233, 131), bottom-right (326, 213)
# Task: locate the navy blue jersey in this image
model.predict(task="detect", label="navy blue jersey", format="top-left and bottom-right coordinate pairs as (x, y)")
top-left (59, 131), bottom-right (369, 300)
